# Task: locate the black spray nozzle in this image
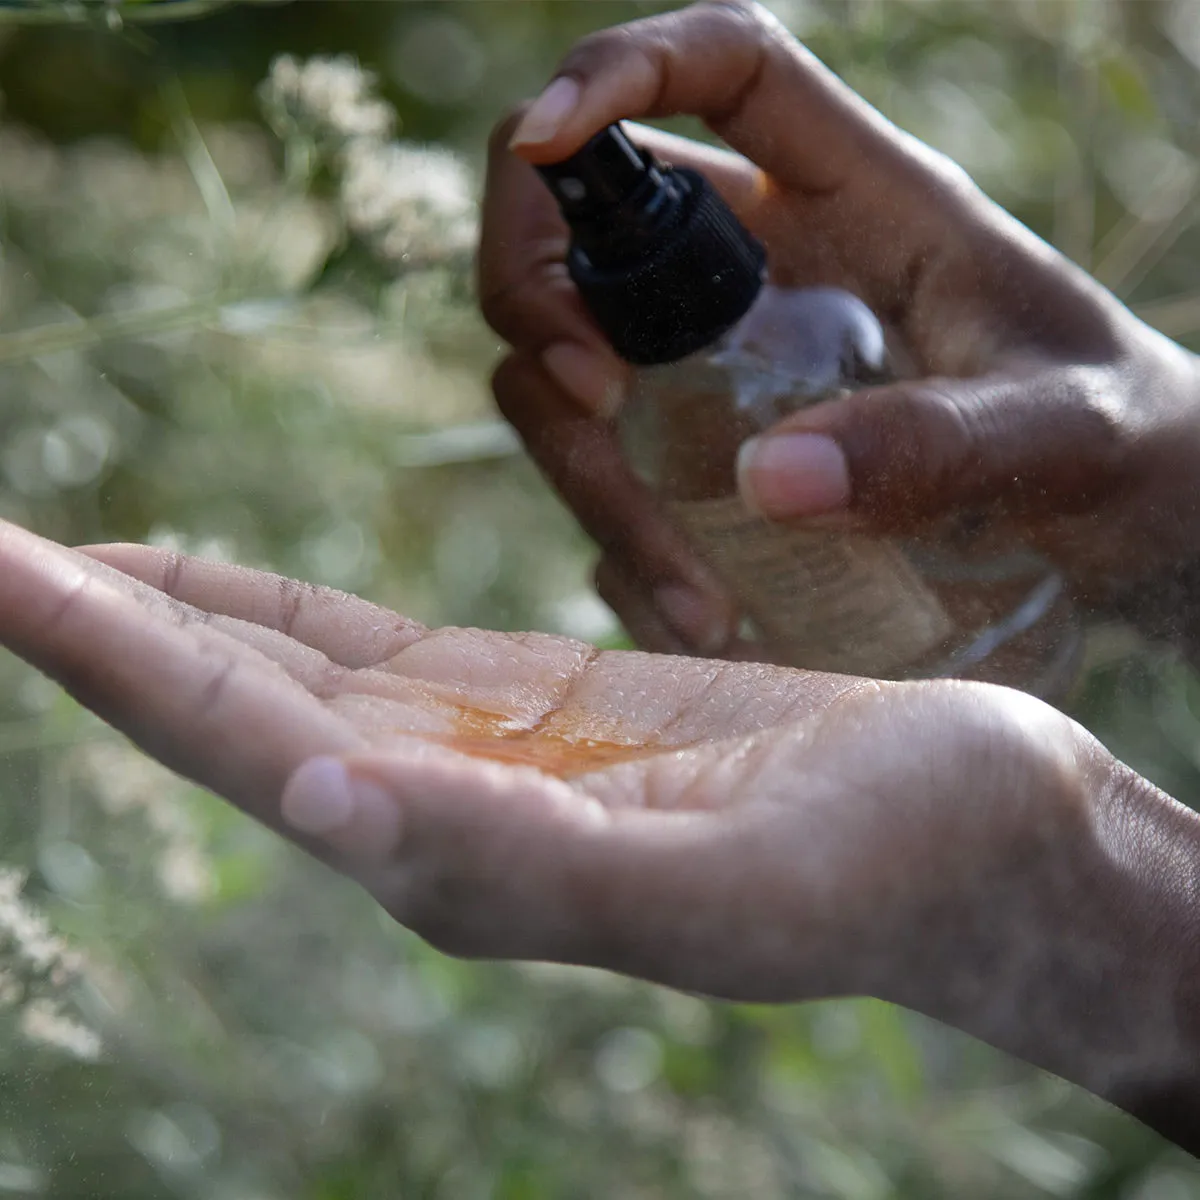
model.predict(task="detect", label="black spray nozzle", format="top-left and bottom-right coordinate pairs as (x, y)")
top-left (534, 122), bottom-right (767, 366)
top-left (535, 124), bottom-right (655, 216)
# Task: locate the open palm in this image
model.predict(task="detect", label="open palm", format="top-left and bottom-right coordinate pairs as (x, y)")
top-left (0, 520), bottom-right (1129, 1019)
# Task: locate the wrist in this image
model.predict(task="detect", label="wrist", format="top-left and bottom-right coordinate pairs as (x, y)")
top-left (1085, 761), bottom-right (1200, 1151)
top-left (904, 738), bottom-right (1200, 1150)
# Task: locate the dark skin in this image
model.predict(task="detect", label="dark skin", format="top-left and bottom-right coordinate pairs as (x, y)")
top-left (477, 0), bottom-right (1200, 1152)
top-left (481, 0), bottom-right (1200, 660)
top-left (1, 0), bottom-right (1200, 1165)
top-left (0, 523), bottom-right (1199, 1156)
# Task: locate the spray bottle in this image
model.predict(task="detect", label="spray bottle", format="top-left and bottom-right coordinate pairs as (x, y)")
top-left (536, 124), bottom-right (1080, 692)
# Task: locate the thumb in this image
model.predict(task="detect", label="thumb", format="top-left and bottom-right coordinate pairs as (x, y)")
top-left (737, 365), bottom-right (1125, 532)
top-left (279, 746), bottom-right (740, 983)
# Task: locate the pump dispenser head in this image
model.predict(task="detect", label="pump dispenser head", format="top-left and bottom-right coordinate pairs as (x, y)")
top-left (535, 124), bottom-right (767, 366)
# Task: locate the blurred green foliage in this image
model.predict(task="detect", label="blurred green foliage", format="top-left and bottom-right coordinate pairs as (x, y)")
top-left (0, 1), bottom-right (1199, 1196)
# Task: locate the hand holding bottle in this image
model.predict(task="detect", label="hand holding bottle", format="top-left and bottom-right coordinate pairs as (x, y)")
top-left (480, 0), bottom-right (1200, 668)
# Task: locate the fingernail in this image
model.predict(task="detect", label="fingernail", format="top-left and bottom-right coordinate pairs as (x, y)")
top-left (282, 757), bottom-right (402, 856)
top-left (509, 77), bottom-right (581, 148)
top-left (737, 433), bottom-right (851, 520)
top-left (282, 757), bottom-right (355, 835)
top-left (654, 583), bottom-right (731, 656)
top-left (542, 343), bottom-right (625, 416)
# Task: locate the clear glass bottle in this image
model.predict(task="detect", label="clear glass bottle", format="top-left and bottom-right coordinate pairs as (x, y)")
top-left (536, 126), bottom-right (1081, 696)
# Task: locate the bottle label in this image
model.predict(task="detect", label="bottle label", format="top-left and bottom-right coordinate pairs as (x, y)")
top-left (668, 496), bottom-right (955, 675)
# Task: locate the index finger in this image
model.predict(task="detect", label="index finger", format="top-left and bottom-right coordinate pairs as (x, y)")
top-left (78, 543), bottom-right (426, 671)
top-left (509, 1), bottom-right (906, 193)
top-left (0, 522), bottom-right (358, 841)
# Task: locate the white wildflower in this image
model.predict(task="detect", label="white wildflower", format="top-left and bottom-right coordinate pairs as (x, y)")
top-left (0, 869), bottom-right (99, 1060)
top-left (0, 867), bottom-right (83, 983)
top-left (20, 998), bottom-right (103, 1062)
top-left (258, 53), bottom-right (479, 272)
top-left (260, 54), bottom-right (394, 147)
top-left (340, 140), bottom-right (478, 265)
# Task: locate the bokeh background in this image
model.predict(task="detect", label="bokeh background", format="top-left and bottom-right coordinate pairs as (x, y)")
top-left (0, 0), bottom-right (1199, 1196)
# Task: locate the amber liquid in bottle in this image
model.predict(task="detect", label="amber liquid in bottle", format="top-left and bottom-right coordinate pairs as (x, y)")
top-left (619, 285), bottom-right (1082, 695)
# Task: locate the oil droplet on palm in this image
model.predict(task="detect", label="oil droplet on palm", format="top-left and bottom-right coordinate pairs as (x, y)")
top-left (420, 702), bottom-right (667, 778)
